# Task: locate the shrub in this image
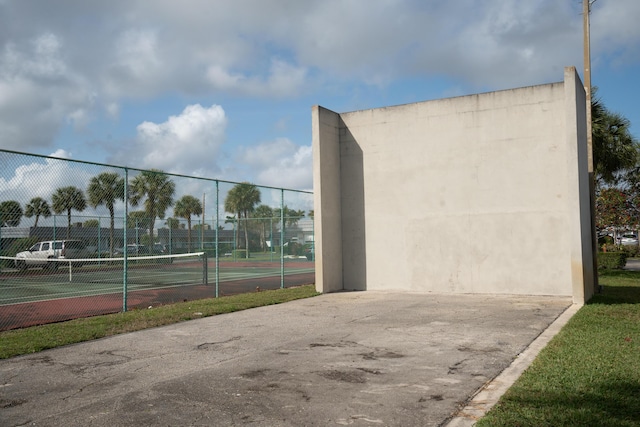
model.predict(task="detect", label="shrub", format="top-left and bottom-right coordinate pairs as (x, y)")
top-left (0, 237), bottom-right (39, 268)
top-left (232, 249), bottom-right (248, 258)
top-left (621, 244), bottom-right (640, 257)
top-left (288, 241), bottom-right (303, 256)
top-left (597, 252), bottom-right (627, 270)
top-left (598, 235), bottom-right (614, 246)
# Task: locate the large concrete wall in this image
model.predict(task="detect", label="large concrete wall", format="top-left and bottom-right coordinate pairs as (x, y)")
top-left (313, 67), bottom-right (594, 303)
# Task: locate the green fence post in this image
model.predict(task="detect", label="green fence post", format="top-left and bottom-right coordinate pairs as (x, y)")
top-left (123, 168), bottom-right (128, 312)
top-left (215, 180), bottom-right (219, 298)
top-left (97, 216), bottom-right (101, 260)
top-left (280, 189), bottom-right (284, 289)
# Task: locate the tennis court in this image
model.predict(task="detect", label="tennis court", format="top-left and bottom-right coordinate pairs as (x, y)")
top-left (0, 254), bottom-right (314, 331)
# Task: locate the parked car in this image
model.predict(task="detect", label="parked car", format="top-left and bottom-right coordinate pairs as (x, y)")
top-left (14, 239), bottom-right (89, 270)
top-left (619, 233), bottom-right (639, 246)
top-left (152, 243), bottom-right (168, 254)
top-left (114, 244), bottom-right (169, 257)
top-left (304, 246), bottom-right (314, 261)
top-left (114, 244), bottom-right (144, 255)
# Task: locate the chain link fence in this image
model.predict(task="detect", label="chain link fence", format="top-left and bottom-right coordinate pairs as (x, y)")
top-left (0, 149), bottom-right (314, 331)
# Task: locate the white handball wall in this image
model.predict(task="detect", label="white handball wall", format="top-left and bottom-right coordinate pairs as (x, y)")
top-left (313, 67), bottom-right (594, 303)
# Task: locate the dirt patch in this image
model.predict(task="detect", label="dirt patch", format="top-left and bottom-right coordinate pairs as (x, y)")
top-left (318, 369), bottom-right (367, 383)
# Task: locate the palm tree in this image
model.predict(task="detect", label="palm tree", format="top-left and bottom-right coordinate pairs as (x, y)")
top-left (52, 186), bottom-right (87, 238)
top-left (274, 206), bottom-right (305, 254)
top-left (127, 210), bottom-right (152, 230)
top-left (224, 182), bottom-right (261, 258)
top-left (129, 169), bottom-right (175, 246)
top-left (254, 204), bottom-right (274, 252)
top-left (174, 195), bottom-right (203, 252)
top-left (87, 172), bottom-right (125, 255)
top-left (0, 200), bottom-right (23, 227)
top-left (165, 217), bottom-right (180, 229)
top-left (274, 206), bottom-right (305, 229)
top-left (592, 89), bottom-right (639, 186)
top-left (24, 197), bottom-right (51, 228)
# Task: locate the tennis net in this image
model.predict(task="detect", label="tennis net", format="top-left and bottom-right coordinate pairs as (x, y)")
top-left (0, 251), bottom-right (207, 289)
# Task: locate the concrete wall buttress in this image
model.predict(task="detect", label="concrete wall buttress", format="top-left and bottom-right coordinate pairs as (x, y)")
top-left (312, 106), bottom-right (344, 292)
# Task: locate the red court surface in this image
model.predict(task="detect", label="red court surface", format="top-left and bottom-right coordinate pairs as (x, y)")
top-left (0, 260), bottom-right (314, 331)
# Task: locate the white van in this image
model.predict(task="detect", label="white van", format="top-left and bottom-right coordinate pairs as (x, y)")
top-left (14, 240), bottom-right (89, 270)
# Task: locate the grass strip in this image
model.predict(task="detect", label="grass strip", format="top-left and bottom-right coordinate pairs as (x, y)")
top-left (477, 270), bottom-right (640, 427)
top-left (0, 285), bottom-right (319, 360)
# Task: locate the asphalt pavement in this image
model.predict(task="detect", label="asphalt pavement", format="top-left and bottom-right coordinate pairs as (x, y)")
top-left (625, 258), bottom-right (640, 271)
top-left (0, 291), bottom-right (574, 427)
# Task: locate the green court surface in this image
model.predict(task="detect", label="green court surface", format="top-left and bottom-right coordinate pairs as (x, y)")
top-left (0, 262), bottom-right (314, 305)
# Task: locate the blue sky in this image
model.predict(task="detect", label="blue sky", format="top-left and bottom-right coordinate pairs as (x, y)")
top-left (1, 0), bottom-right (639, 196)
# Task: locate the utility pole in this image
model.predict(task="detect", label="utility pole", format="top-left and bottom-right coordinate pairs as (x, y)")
top-left (584, 0), bottom-right (594, 169)
top-left (584, 0), bottom-right (599, 292)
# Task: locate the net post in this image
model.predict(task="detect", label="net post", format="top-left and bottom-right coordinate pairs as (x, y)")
top-left (203, 251), bottom-right (208, 285)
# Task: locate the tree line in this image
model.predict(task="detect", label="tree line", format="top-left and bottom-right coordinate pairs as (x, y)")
top-left (0, 170), bottom-right (310, 258)
top-left (592, 89), bottom-right (640, 246)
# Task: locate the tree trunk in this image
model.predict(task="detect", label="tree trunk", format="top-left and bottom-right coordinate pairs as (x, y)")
top-left (67, 209), bottom-right (72, 239)
top-left (109, 206), bottom-right (115, 256)
top-left (187, 216), bottom-right (192, 253)
top-left (243, 210), bottom-right (249, 259)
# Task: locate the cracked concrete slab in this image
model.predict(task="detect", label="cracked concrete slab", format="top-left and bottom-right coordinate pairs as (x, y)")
top-left (0, 291), bottom-right (572, 426)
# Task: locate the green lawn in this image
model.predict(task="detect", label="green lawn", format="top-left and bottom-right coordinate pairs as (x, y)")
top-left (0, 285), bottom-right (320, 360)
top-left (477, 269), bottom-right (640, 427)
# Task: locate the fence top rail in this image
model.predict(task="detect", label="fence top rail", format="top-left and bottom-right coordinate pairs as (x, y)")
top-left (1, 148), bottom-right (313, 195)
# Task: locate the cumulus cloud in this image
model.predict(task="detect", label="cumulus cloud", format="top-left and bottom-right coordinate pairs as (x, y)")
top-left (404, 1), bottom-right (583, 88)
top-left (592, 0), bottom-right (640, 67)
top-left (0, 33), bottom-right (94, 150)
top-left (104, 28), bottom-right (167, 99)
top-left (207, 58), bottom-right (307, 98)
top-left (237, 138), bottom-right (312, 190)
top-left (110, 104), bottom-right (227, 177)
top-left (0, 0), bottom-right (639, 167)
top-left (0, 149), bottom-right (94, 226)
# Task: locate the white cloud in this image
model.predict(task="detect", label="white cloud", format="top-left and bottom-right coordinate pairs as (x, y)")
top-left (410, 1), bottom-right (584, 88)
top-left (592, 0), bottom-right (640, 67)
top-left (237, 138), bottom-right (312, 189)
top-left (49, 148), bottom-right (72, 159)
top-left (104, 28), bottom-right (166, 98)
top-left (1, 0), bottom-right (639, 162)
top-left (110, 104), bottom-right (227, 177)
top-left (0, 151), bottom-right (93, 224)
top-left (0, 33), bottom-right (94, 150)
top-left (105, 102), bottom-right (120, 119)
top-left (207, 58), bottom-right (307, 97)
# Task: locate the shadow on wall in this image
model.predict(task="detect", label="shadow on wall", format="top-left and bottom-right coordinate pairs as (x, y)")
top-left (340, 122), bottom-right (367, 291)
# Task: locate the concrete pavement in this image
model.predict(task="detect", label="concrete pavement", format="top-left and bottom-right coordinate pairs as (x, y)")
top-left (0, 291), bottom-right (574, 426)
